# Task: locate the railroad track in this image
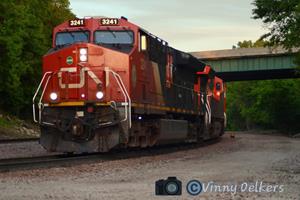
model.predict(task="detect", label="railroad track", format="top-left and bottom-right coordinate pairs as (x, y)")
top-left (0, 153), bottom-right (111, 172)
top-left (0, 138), bottom-right (39, 144)
top-left (0, 137), bottom-right (221, 172)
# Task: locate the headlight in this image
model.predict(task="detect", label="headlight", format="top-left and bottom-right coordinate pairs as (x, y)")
top-left (96, 91), bottom-right (104, 99)
top-left (79, 48), bottom-right (88, 62)
top-left (50, 92), bottom-right (58, 101)
top-left (79, 54), bottom-right (87, 62)
top-left (79, 48), bottom-right (87, 55)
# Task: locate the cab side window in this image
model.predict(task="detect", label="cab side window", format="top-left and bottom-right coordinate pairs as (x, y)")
top-left (216, 82), bottom-right (221, 91)
top-left (140, 34), bottom-right (147, 51)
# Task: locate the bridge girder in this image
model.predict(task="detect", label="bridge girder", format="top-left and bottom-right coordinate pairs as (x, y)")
top-left (191, 47), bottom-right (299, 81)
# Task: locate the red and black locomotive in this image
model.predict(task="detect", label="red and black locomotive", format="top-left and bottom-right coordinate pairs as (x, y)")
top-left (32, 17), bottom-right (226, 153)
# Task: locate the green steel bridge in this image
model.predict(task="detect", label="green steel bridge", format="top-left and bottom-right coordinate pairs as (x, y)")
top-left (191, 47), bottom-right (299, 81)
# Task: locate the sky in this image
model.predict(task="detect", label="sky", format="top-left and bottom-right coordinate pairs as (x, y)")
top-left (69, 0), bottom-right (266, 52)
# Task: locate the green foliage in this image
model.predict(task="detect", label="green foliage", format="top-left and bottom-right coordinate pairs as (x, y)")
top-left (253, 0), bottom-right (300, 48)
top-left (0, 116), bottom-right (20, 128)
top-left (253, 0), bottom-right (300, 65)
top-left (0, 0), bottom-right (74, 116)
top-left (227, 79), bottom-right (300, 133)
top-left (233, 39), bottom-right (268, 49)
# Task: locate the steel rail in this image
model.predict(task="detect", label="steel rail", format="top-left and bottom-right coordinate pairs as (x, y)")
top-left (0, 137), bottom-right (221, 172)
top-left (0, 138), bottom-right (39, 144)
top-left (0, 153), bottom-right (110, 172)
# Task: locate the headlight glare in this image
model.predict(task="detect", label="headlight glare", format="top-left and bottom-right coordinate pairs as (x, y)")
top-left (96, 91), bottom-right (104, 99)
top-left (79, 54), bottom-right (87, 62)
top-left (79, 48), bottom-right (87, 55)
top-left (50, 92), bottom-right (58, 101)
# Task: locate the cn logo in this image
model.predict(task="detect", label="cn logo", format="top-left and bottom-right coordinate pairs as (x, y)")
top-left (58, 67), bottom-right (102, 89)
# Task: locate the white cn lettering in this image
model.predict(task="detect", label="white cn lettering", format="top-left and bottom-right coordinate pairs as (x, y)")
top-left (58, 67), bottom-right (102, 89)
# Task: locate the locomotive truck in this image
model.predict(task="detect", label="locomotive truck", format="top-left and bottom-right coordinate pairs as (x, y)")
top-left (32, 17), bottom-right (226, 153)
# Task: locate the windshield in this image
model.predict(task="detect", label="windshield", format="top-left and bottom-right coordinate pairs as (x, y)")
top-left (55, 31), bottom-right (89, 46)
top-left (94, 30), bottom-right (134, 53)
top-left (94, 31), bottom-right (133, 44)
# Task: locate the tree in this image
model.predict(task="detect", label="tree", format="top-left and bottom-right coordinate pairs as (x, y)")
top-left (253, 0), bottom-right (300, 64)
top-left (0, 0), bottom-right (74, 116)
top-left (226, 79), bottom-right (300, 133)
top-left (253, 0), bottom-right (300, 48)
top-left (233, 39), bottom-right (267, 49)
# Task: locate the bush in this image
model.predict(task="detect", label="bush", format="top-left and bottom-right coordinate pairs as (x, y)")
top-left (226, 79), bottom-right (300, 134)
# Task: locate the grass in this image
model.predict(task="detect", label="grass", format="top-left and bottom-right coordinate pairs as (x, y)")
top-left (0, 113), bottom-right (39, 139)
top-left (0, 116), bottom-right (21, 128)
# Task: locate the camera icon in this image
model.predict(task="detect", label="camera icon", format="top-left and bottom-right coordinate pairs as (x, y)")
top-left (155, 177), bottom-right (182, 195)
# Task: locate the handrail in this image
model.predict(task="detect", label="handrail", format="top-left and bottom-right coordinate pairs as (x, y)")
top-left (105, 68), bottom-right (132, 128)
top-left (38, 75), bottom-right (53, 123)
top-left (224, 112), bottom-right (227, 128)
top-left (32, 72), bottom-right (53, 123)
top-left (206, 94), bottom-right (212, 125)
top-left (201, 93), bottom-right (212, 125)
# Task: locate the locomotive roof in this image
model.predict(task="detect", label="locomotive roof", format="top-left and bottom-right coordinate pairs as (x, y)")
top-left (55, 17), bottom-right (209, 72)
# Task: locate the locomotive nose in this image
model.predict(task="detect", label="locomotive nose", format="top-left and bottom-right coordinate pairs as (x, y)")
top-left (53, 43), bottom-right (104, 69)
top-left (44, 44), bottom-right (107, 103)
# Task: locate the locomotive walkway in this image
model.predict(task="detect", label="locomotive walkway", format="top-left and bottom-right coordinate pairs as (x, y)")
top-left (191, 47), bottom-right (299, 81)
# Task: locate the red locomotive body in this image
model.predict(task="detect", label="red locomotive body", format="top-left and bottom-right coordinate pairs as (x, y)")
top-left (33, 17), bottom-right (226, 153)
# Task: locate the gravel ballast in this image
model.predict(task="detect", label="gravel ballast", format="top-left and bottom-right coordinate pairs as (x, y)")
top-left (0, 132), bottom-right (299, 200)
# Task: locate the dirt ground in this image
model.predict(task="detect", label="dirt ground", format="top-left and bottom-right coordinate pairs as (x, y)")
top-left (0, 141), bottom-right (57, 159)
top-left (0, 131), bottom-right (299, 200)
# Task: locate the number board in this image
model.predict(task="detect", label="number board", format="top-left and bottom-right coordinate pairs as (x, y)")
top-left (100, 18), bottom-right (119, 26)
top-left (69, 19), bottom-right (85, 27)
